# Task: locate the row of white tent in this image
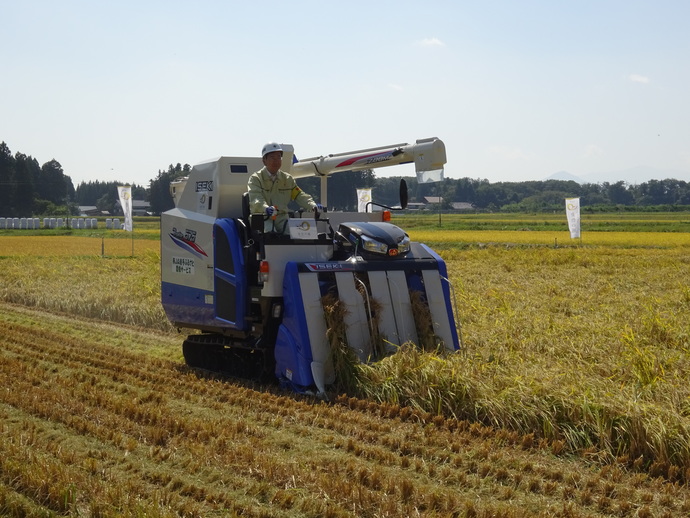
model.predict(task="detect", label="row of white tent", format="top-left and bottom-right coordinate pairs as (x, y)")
top-left (0, 217), bottom-right (125, 230)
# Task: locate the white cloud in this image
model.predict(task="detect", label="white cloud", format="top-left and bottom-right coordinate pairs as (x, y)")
top-left (418, 37), bottom-right (445, 47)
top-left (629, 74), bottom-right (650, 84)
top-left (388, 83), bottom-right (404, 92)
top-left (583, 144), bottom-right (603, 158)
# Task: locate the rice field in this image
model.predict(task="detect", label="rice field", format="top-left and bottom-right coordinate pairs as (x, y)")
top-left (2, 215), bottom-right (690, 515)
top-left (396, 212), bottom-right (690, 233)
top-left (410, 229), bottom-right (690, 248)
top-left (0, 235), bottom-right (160, 257)
top-left (358, 246), bottom-right (690, 477)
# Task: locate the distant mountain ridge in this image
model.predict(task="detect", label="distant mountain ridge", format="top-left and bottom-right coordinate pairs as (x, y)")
top-left (545, 167), bottom-right (690, 185)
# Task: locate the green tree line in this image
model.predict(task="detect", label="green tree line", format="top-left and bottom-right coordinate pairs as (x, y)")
top-left (435, 177), bottom-right (690, 211)
top-left (0, 142), bottom-right (75, 217)
top-left (304, 176), bottom-right (690, 212)
top-left (1, 141), bottom-right (150, 216)
top-left (4, 140), bottom-right (690, 216)
top-left (75, 181), bottom-right (146, 214)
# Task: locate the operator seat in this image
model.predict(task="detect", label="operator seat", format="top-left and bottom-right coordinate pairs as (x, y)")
top-left (243, 191), bottom-right (265, 234)
top-left (242, 192), bottom-right (250, 222)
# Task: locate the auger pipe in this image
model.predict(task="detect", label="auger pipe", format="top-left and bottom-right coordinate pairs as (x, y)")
top-left (290, 137), bottom-right (445, 207)
top-left (290, 137), bottom-right (446, 179)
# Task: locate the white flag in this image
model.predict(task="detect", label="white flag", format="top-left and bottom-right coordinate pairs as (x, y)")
top-left (357, 188), bottom-right (372, 213)
top-left (118, 186), bottom-right (133, 232)
top-left (565, 197), bottom-right (580, 239)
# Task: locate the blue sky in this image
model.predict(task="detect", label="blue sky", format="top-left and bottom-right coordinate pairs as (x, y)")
top-left (2, 0), bottom-right (689, 186)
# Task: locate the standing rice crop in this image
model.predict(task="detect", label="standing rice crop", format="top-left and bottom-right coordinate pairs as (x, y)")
top-left (0, 236), bottom-right (170, 331)
top-left (353, 245), bottom-right (690, 481)
top-left (3, 232), bottom-right (690, 482)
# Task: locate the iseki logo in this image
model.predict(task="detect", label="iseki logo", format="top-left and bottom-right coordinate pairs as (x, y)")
top-left (306, 263), bottom-right (354, 272)
top-left (195, 181), bottom-right (214, 192)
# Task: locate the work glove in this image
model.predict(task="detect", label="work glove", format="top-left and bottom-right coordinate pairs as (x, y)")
top-left (265, 206), bottom-right (277, 217)
top-left (314, 203), bottom-right (325, 212)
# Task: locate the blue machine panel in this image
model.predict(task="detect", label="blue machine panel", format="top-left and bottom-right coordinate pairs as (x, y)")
top-left (161, 218), bottom-right (250, 333)
top-left (273, 250), bottom-right (460, 393)
top-left (274, 262), bottom-right (317, 390)
top-left (213, 219), bottom-right (249, 330)
top-left (161, 281), bottom-right (216, 328)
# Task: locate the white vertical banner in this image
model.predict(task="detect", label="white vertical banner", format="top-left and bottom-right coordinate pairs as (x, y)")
top-left (565, 197), bottom-right (580, 239)
top-left (357, 188), bottom-right (372, 213)
top-left (118, 186), bottom-right (133, 232)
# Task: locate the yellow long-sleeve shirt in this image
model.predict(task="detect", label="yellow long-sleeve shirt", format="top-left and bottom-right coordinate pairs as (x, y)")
top-left (247, 166), bottom-right (316, 233)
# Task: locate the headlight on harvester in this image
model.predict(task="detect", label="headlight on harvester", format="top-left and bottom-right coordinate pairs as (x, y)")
top-left (360, 235), bottom-right (389, 255)
top-left (337, 222), bottom-right (411, 259)
top-left (398, 236), bottom-right (411, 254)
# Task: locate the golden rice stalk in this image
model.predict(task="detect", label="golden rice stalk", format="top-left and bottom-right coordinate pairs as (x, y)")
top-left (321, 276), bottom-right (448, 395)
top-left (321, 292), bottom-right (362, 394)
top-left (409, 290), bottom-right (444, 353)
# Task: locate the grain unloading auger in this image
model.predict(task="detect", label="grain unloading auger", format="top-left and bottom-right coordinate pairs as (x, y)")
top-left (161, 137), bottom-right (460, 396)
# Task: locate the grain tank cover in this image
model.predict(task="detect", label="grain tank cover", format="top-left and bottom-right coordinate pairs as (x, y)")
top-left (174, 145), bottom-right (295, 219)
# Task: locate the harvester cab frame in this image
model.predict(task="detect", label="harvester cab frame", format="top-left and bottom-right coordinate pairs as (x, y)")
top-left (161, 137), bottom-right (460, 396)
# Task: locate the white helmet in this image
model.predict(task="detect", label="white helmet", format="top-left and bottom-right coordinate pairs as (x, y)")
top-left (261, 142), bottom-right (283, 158)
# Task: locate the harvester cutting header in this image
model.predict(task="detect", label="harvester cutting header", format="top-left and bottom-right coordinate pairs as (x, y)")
top-left (161, 137), bottom-right (459, 396)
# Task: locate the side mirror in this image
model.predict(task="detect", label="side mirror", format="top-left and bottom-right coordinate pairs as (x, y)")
top-left (365, 180), bottom-right (409, 212)
top-left (399, 179), bottom-right (408, 210)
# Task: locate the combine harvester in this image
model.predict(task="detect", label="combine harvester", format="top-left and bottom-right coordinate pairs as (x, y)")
top-left (161, 137), bottom-right (460, 396)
